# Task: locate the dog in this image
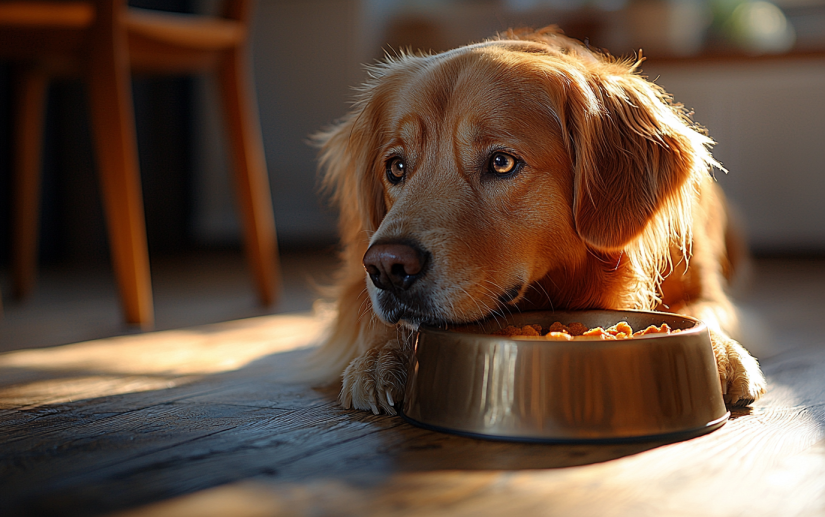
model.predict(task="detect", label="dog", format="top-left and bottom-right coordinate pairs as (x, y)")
top-left (311, 27), bottom-right (766, 415)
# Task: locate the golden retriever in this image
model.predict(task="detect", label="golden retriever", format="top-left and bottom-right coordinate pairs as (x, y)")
top-left (312, 27), bottom-right (766, 415)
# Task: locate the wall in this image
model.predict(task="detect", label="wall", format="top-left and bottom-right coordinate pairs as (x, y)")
top-left (642, 58), bottom-right (825, 253)
top-left (193, 0), bottom-right (368, 248)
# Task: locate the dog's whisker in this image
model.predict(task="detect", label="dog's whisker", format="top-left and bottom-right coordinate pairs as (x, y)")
top-left (356, 288), bottom-right (373, 321)
top-left (527, 281), bottom-right (554, 308)
top-left (456, 284), bottom-right (499, 327)
top-left (479, 280), bottom-right (523, 320)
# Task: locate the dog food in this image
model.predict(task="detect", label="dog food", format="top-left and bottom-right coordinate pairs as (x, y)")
top-left (493, 321), bottom-right (673, 340)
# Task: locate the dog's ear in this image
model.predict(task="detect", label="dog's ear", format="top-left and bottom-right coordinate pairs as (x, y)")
top-left (560, 64), bottom-right (714, 252)
top-left (313, 91), bottom-right (387, 251)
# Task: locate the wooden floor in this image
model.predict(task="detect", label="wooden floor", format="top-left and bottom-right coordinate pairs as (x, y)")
top-left (1, 256), bottom-right (824, 516)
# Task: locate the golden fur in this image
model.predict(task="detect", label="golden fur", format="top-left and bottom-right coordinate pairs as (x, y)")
top-left (312, 27), bottom-right (766, 415)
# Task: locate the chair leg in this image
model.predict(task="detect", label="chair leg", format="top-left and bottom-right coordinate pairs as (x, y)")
top-left (218, 47), bottom-right (280, 306)
top-left (87, 26), bottom-right (154, 328)
top-left (11, 67), bottom-right (48, 300)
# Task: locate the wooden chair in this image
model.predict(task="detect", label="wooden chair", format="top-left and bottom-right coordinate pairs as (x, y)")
top-left (0, 0), bottom-right (280, 328)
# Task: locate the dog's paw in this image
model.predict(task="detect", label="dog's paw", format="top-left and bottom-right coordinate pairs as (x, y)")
top-left (709, 329), bottom-right (767, 407)
top-left (340, 340), bottom-right (409, 415)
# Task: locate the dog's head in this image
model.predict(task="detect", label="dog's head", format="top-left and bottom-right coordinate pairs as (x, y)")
top-left (317, 28), bottom-right (715, 327)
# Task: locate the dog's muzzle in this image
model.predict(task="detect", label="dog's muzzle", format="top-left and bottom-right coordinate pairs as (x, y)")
top-left (362, 239), bottom-right (436, 324)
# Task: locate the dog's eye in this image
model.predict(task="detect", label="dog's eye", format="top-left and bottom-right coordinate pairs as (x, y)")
top-left (386, 157), bottom-right (406, 184)
top-left (489, 152), bottom-right (518, 176)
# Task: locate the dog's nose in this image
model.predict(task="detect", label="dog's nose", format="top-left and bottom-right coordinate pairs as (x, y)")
top-left (363, 241), bottom-right (429, 291)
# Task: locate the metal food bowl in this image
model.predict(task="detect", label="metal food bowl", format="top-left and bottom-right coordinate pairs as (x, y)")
top-left (402, 310), bottom-right (729, 443)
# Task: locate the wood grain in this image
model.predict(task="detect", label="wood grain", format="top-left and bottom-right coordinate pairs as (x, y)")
top-left (1, 293), bottom-right (824, 516)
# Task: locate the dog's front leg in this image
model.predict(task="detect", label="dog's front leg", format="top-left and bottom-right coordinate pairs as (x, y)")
top-left (707, 328), bottom-right (767, 407)
top-left (685, 301), bottom-right (767, 406)
top-left (340, 326), bottom-right (415, 415)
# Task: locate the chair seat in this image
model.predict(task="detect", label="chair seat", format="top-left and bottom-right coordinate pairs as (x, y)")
top-left (0, 2), bottom-right (94, 65)
top-left (126, 8), bottom-right (246, 74)
top-left (0, 1), bottom-right (94, 28)
top-left (0, 3), bottom-right (246, 72)
top-left (126, 8), bottom-right (244, 50)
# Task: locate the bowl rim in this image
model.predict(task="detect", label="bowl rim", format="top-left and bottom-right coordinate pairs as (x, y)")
top-left (418, 308), bottom-right (708, 343)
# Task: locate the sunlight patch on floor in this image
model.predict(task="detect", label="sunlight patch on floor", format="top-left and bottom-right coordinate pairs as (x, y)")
top-left (0, 310), bottom-right (330, 408)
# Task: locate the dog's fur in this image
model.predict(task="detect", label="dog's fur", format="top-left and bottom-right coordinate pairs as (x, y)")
top-left (312, 27), bottom-right (766, 415)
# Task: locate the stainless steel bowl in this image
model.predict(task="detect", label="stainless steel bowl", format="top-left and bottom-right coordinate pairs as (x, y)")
top-left (402, 310), bottom-right (729, 442)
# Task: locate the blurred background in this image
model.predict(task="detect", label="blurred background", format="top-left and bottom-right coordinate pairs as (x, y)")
top-left (0, 0), bottom-right (823, 347)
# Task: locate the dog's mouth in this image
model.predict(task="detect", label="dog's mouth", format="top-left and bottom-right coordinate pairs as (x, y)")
top-left (378, 297), bottom-right (442, 327)
top-left (391, 307), bottom-right (473, 330)
top-left (374, 282), bottom-right (527, 328)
